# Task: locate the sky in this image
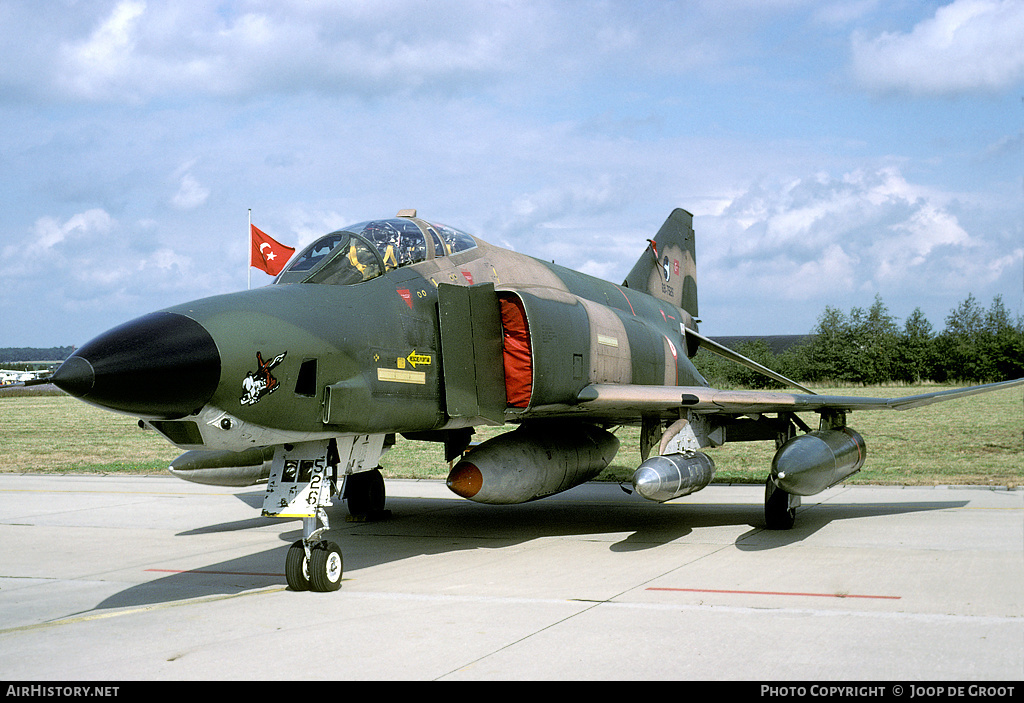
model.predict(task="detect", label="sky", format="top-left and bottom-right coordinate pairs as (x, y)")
top-left (1, 0), bottom-right (1023, 347)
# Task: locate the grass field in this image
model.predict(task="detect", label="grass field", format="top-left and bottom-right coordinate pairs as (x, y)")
top-left (1, 384), bottom-right (1020, 486)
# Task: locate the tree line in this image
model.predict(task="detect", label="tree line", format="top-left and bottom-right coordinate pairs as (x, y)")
top-left (0, 347), bottom-right (75, 364)
top-left (696, 294), bottom-right (1024, 387)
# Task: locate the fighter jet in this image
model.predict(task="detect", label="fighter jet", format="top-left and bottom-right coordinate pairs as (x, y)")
top-left (42, 208), bottom-right (1024, 592)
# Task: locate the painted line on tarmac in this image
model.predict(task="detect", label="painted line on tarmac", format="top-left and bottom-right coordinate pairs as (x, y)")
top-left (145, 568), bottom-right (282, 578)
top-left (0, 586), bottom-right (287, 636)
top-left (647, 586), bottom-right (901, 600)
top-left (331, 590), bottom-right (1019, 625)
top-left (2, 587), bottom-right (1016, 641)
top-left (0, 487), bottom-right (228, 497)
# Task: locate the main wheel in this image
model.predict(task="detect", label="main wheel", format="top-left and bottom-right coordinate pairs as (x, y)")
top-left (309, 541), bottom-right (344, 592)
top-left (345, 468), bottom-right (386, 518)
top-left (765, 476), bottom-right (797, 530)
top-left (285, 539), bottom-right (310, 591)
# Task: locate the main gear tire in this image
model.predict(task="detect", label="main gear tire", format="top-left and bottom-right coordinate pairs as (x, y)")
top-left (346, 468), bottom-right (386, 518)
top-left (765, 477), bottom-right (797, 530)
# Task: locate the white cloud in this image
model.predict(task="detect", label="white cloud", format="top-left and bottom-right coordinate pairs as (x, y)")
top-left (850, 0), bottom-right (1024, 95)
top-left (171, 173), bottom-right (210, 210)
top-left (26, 1), bottom-right (808, 106)
top-left (700, 165), bottom-right (1006, 309)
top-left (144, 247), bottom-right (191, 272)
top-left (57, 0), bottom-right (147, 101)
top-left (45, 1), bottom-right (517, 103)
top-left (28, 209), bottom-right (114, 252)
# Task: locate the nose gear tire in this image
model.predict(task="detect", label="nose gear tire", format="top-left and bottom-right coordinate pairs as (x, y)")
top-left (285, 539), bottom-right (311, 591)
top-left (309, 541), bottom-right (344, 592)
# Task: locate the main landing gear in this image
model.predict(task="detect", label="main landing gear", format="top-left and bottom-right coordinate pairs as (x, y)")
top-left (763, 418), bottom-right (801, 530)
top-left (343, 467), bottom-right (389, 520)
top-left (764, 476), bottom-right (799, 530)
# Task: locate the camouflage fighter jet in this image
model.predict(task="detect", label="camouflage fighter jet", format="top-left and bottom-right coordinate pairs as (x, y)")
top-left (42, 208), bottom-right (1024, 591)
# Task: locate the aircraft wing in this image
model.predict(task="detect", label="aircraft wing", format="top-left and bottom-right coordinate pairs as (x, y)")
top-left (575, 377), bottom-right (1024, 416)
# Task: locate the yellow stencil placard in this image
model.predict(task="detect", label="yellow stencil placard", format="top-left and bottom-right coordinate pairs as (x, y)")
top-left (377, 368), bottom-right (426, 385)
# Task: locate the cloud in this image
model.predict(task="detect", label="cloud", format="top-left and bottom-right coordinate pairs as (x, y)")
top-left (691, 162), bottom-right (1024, 335)
top-left (39, 1), bottom-right (517, 103)
top-left (699, 165), bottom-right (1016, 306)
top-left (2, 1), bottom-right (1022, 345)
top-left (0, 207), bottom-right (226, 335)
top-left (56, 0), bottom-right (148, 102)
top-left (850, 0), bottom-right (1024, 95)
top-left (15, 1), bottom-right (809, 106)
top-left (171, 173), bottom-right (210, 210)
top-left (28, 209), bottom-right (114, 252)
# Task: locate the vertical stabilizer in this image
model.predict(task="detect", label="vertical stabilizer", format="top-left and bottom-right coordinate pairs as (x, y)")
top-left (623, 208), bottom-right (697, 322)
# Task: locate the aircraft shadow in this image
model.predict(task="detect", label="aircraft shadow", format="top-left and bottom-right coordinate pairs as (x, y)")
top-left (731, 498), bottom-right (969, 552)
top-left (89, 489), bottom-right (966, 611)
top-left (89, 484), bottom-right (969, 612)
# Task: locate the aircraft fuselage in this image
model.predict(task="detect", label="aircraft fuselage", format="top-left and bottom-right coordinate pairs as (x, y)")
top-left (57, 234), bottom-right (705, 452)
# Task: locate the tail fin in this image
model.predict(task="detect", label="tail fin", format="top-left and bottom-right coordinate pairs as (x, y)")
top-left (623, 208), bottom-right (697, 322)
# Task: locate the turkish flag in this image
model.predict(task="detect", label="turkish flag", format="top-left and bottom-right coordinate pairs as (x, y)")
top-left (250, 224), bottom-right (295, 276)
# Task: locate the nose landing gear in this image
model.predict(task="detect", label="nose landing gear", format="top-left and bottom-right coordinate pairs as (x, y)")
top-left (266, 437), bottom-right (388, 592)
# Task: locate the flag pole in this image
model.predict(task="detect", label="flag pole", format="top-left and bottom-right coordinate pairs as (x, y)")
top-left (247, 209), bottom-right (252, 290)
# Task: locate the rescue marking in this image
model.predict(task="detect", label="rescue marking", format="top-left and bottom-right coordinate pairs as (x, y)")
top-left (597, 335), bottom-right (619, 348)
top-left (647, 587), bottom-right (900, 600)
top-left (406, 350), bottom-right (432, 368)
top-left (378, 368), bottom-right (426, 384)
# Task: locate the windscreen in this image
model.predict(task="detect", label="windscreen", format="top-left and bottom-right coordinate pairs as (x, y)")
top-left (274, 218), bottom-right (478, 285)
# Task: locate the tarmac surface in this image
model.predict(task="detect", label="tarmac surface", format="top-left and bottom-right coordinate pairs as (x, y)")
top-left (0, 474), bottom-right (1021, 681)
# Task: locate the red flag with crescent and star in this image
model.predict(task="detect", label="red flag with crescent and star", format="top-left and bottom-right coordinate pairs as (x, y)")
top-left (250, 224), bottom-right (295, 276)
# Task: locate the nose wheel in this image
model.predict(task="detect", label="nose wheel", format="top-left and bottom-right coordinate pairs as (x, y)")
top-left (310, 541), bottom-right (344, 591)
top-left (287, 538), bottom-right (344, 592)
top-left (285, 539), bottom-right (311, 591)
top-left (286, 519), bottom-right (345, 592)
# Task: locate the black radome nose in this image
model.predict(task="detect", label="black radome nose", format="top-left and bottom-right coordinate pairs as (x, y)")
top-left (52, 312), bottom-right (221, 419)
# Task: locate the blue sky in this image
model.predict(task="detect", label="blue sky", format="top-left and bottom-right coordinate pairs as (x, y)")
top-left (1, 0), bottom-right (1022, 346)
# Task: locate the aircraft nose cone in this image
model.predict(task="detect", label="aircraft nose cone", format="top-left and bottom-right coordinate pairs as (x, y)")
top-left (52, 312), bottom-right (221, 419)
top-left (49, 355), bottom-right (95, 398)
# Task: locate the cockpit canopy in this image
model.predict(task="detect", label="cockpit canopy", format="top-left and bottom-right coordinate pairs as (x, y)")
top-left (275, 216), bottom-right (478, 286)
